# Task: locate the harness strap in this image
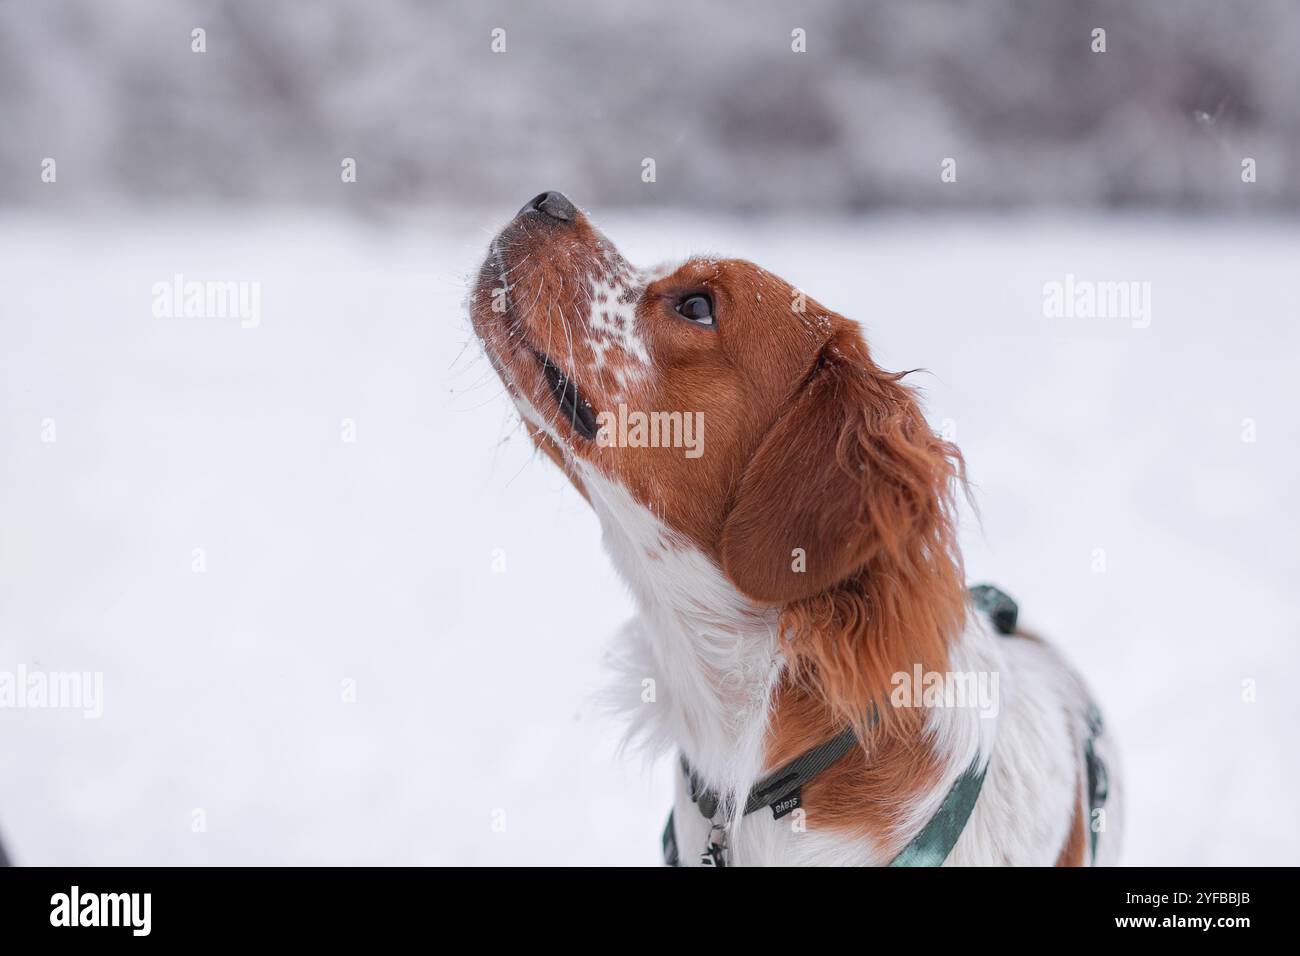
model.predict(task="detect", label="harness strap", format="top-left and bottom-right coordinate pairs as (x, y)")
top-left (886, 759), bottom-right (988, 866)
top-left (682, 726), bottom-right (859, 822)
top-left (968, 583), bottom-right (1018, 635)
top-left (1083, 705), bottom-right (1109, 865)
top-left (662, 810), bottom-right (680, 867)
top-left (665, 758), bottom-right (988, 868)
top-left (666, 727), bottom-right (859, 867)
top-left (661, 585), bottom-right (1111, 867)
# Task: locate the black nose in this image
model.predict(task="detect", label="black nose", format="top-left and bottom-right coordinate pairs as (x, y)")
top-left (520, 190), bottom-right (575, 223)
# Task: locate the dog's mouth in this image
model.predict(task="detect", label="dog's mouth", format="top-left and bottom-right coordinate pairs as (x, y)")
top-left (480, 233), bottom-right (600, 443)
top-left (534, 350), bottom-right (599, 441)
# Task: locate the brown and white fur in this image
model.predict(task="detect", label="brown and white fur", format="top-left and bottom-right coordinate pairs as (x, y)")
top-left (469, 192), bottom-right (1122, 866)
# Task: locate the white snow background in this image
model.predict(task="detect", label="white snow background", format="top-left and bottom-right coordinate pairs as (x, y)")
top-left (1, 210), bottom-right (1296, 865)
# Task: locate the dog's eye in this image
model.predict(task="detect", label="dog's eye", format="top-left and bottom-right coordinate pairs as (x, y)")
top-left (675, 293), bottom-right (714, 326)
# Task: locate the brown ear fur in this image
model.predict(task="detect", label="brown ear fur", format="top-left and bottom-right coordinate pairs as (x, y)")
top-left (719, 328), bottom-right (967, 738)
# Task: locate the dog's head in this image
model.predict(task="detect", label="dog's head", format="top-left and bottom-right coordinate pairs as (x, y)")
top-left (470, 192), bottom-right (962, 617)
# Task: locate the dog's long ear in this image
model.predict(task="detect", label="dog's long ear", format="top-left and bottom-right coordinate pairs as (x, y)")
top-left (719, 329), bottom-right (961, 605)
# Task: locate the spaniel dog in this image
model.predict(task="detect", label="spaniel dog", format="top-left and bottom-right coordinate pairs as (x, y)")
top-left (469, 191), bottom-right (1121, 867)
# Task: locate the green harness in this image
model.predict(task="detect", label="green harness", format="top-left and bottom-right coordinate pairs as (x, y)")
top-left (662, 585), bottom-right (1108, 867)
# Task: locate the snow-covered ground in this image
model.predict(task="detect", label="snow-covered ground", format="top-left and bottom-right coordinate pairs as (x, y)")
top-left (1, 210), bottom-right (1296, 865)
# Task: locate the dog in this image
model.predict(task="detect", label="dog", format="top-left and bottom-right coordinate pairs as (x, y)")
top-left (469, 191), bottom-right (1122, 866)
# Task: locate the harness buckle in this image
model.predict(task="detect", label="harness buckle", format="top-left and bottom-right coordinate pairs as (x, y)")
top-left (699, 824), bottom-right (728, 867)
